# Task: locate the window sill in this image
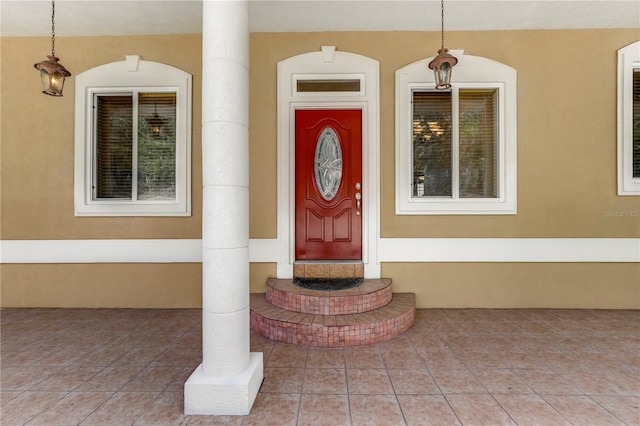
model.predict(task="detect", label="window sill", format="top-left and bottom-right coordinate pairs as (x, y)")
top-left (396, 198), bottom-right (516, 215)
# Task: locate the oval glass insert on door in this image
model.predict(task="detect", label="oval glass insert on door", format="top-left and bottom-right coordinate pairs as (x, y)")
top-left (314, 127), bottom-right (343, 201)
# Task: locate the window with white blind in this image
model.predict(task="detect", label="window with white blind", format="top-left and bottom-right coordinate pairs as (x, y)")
top-left (94, 92), bottom-right (177, 201)
top-left (75, 56), bottom-right (191, 216)
top-left (617, 41), bottom-right (640, 195)
top-left (396, 53), bottom-right (517, 214)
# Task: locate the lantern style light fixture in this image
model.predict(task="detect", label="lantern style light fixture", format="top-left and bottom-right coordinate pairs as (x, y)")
top-left (146, 104), bottom-right (165, 138)
top-left (34, 0), bottom-right (71, 96)
top-left (428, 0), bottom-right (458, 90)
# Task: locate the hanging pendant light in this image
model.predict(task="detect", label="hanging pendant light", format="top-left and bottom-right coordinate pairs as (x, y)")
top-left (146, 103), bottom-right (165, 138)
top-left (428, 0), bottom-right (457, 90)
top-left (34, 0), bottom-right (71, 96)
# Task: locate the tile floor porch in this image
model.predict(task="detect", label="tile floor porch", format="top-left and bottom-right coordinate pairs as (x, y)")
top-left (1, 308), bottom-right (638, 425)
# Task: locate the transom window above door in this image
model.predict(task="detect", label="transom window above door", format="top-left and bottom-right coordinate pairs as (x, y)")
top-left (396, 52), bottom-right (517, 215)
top-left (293, 73), bottom-right (365, 96)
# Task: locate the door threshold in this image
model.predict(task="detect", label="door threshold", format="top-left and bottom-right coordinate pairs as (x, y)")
top-left (293, 261), bottom-right (364, 279)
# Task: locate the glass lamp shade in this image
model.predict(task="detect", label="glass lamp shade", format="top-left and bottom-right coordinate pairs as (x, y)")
top-left (146, 113), bottom-right (164, 138)
top-left (34, 55), bottom-right (71, 96)
top-left (428, 48), bottom-right (458, 90)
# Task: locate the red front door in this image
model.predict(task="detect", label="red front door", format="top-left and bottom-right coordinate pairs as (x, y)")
top-left (295, 109), bottom-right (362, 260)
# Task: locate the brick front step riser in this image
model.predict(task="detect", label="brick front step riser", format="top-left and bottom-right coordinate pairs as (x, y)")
top-left (250, 309), bottom-right (415, 347)
top-left (266, 278), bottom-right (393, 315)
top-left (250, 293), bottom-right (416, 348)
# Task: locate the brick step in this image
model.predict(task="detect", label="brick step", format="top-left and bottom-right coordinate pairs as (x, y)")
top-left (265, 277), bottom-right (392, 315)
top-left (250, 292), bottom-right (415, 347)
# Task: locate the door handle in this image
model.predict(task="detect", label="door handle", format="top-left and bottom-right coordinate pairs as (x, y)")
top-left (355, 192), bottom-right (361, 216)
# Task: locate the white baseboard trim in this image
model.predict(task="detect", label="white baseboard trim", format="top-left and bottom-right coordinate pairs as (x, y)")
top-left (0, 238), bottom-right (638, 264)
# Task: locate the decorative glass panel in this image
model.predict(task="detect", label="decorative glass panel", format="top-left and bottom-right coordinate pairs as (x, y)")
top-left (314, 127), bottom-right (342, 200)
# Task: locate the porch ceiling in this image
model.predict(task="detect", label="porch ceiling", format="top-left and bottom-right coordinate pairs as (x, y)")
top-left (1, 0), bottom-right (638, 37)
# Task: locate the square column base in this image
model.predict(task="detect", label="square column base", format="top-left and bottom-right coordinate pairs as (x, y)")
top-left (184, 352), bottom-right (263, 415)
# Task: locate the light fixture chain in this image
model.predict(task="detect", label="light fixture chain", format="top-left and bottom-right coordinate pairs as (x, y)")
top-left (51, 0), bottom-right (56, 56)
top-left (440, 0), bottom-right (445, 50)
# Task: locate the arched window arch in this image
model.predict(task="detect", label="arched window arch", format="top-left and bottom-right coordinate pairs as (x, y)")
top-left (74, 55), bottom-right (192, 216)
top-left (395, 52), bottom-right (517, 214)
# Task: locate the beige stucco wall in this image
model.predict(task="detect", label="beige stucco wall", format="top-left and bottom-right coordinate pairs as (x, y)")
top-left (0, 263), bottom-right (202, 308)
top-left (250, 29), bottom-right (640, 238)
top-left (0, 262), bottom-right (275, 308)
top-left (1, 35), bottom-right (203, 240)
top-left (1, 29), bottom-right (639, 308)
top-left (384, 262), bottom-right (640, 309)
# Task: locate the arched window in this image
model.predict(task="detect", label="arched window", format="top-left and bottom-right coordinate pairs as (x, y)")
top-left (74, 55), bottom-right (192, 216)
top-left (617, 40), bottom-right (640, 196)
top-left (395, 52), bottom-right (517, 214)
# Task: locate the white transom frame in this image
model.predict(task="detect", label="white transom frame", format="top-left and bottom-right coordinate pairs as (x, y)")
top-left (292, 73), bottom-right (366, 96)
top-left (277, 47), bottom-right (380, 278)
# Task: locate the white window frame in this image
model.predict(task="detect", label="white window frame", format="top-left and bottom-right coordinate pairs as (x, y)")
top-left (395, 52), bottom-right (517, 215)
top-left (74, 55), bottom-right (192, 216)
top-left (617, 40), bottom-right (640, 196)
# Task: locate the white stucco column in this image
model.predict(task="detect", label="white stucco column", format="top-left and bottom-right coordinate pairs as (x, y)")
top-left (184, 0), bottom-right (263, 415)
